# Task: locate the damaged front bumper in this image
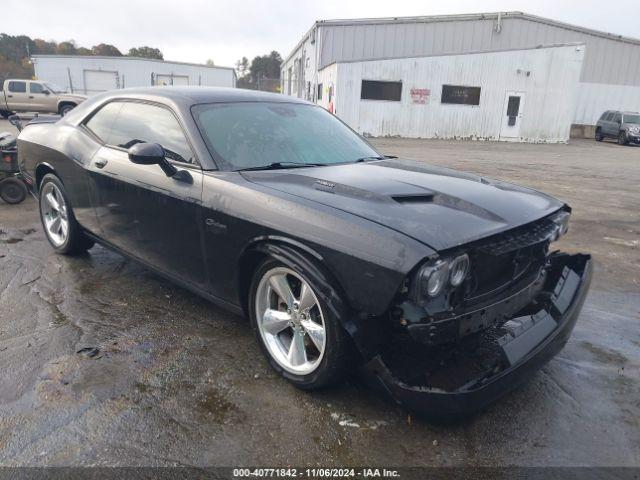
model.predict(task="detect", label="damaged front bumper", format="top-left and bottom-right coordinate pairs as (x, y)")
top-left (363, 253), bottom-right (592, 418)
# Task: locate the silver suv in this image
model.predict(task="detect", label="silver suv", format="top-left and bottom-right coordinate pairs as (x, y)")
top-left (595, 110), bottom-right (640, 145)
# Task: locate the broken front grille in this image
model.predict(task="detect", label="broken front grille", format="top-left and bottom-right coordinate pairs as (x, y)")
top-left (474, 216), bottom-right (559, 256)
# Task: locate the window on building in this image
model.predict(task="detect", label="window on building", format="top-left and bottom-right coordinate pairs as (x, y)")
top-left (441, 85), bottom-right (481, 105)
top-left (8, 81), bottom-right (26, 93)
top-left (361, 80), bottom-right (403, 101)
top-left (506, 96), bottom-right (521, 117)
top-left (317, 83), bottom-right (323, 101)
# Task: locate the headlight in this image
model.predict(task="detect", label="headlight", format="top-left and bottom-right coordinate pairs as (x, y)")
top-left (449, 254), bottom-right (469, 286)
top-left (413, 253), bottom-right (470, 299)
top-left (551, 211), bottom-right (570, 239)
top-left (416, 260), bottom-right (449, 298)
top-left (629, 126), bottom-right (640, 134)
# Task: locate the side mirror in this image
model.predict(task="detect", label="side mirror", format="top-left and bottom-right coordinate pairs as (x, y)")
top-left (42, 90), bottom-right (51, 95)
top-left (128, 142), bottom-right (177, 177)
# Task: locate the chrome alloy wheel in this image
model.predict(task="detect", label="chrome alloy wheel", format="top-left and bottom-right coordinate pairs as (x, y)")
top-left (255, 267), bottom-right (326, 375)
top-left (40, 182), bottom-right (69, 247)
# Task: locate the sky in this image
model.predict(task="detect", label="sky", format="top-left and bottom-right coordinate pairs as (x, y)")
top-left (4, 0), bottom-right (639, 68)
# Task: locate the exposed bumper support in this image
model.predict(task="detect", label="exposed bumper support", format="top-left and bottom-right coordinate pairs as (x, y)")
top-left (363, 253), bottom-right (592, 418)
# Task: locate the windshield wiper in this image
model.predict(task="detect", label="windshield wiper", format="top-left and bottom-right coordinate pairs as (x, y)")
top-left (235, 162), bottom-right (325, 172)
top-left (354, 155), bottom-right (395, 163)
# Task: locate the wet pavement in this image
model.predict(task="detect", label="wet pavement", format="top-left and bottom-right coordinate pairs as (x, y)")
top-left (0, 130), bottom-right (639, 466)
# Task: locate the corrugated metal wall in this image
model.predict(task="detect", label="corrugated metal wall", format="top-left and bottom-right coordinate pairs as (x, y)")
top-left (282, 13), bottom-right (640, 126)
top-left (334, 45), bottom-right (584, 142)
top-left (32, 56), bottom-right (236, 95)
top-left (317, 15), bottom-right (640, 86)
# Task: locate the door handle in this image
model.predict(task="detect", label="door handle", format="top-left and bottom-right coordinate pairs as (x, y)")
top-left (29, 96), bottom-right (34, 99)
top-left (94, 158), bottom-right (108, 169)
top-left (7, 95), bottom-right (12, 98)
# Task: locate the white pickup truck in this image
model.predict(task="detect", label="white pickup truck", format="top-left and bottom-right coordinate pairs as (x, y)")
top-left (0, 79), bottom-right (87, 118)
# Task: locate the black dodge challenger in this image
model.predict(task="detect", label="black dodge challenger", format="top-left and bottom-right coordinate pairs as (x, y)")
top-left (17, 87), bottom-right (592, 416)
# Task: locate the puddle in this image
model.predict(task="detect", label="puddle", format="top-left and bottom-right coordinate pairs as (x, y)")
top-left (581, 341), bottom-right (628, 365)
top-left (198, 388), bottom-right (244, 424)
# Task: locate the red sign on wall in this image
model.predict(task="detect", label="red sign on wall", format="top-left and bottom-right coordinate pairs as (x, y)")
top-left (410, 88), bottom-right (431, 104)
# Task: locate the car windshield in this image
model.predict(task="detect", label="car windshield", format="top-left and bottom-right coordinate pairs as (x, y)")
top-left (192, 102), bottom-right (381, 171)
top-left (624, 114), bottom-right (640, 124)
top-left (43, 82), bottom-right (66, 93)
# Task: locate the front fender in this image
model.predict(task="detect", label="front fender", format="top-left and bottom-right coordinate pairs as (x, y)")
top-left (246, 241), bottom-right (396, 359)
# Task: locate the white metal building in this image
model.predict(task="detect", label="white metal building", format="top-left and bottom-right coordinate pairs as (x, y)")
top-left (32, 55), bottom-right (236, 95)
top-left (317, 44), bottom-right (584, 142)
top-left (282, 12), bottom-right (640, 140)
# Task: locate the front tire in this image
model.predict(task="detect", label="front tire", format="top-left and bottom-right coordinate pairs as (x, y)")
top-left (38, 174), bottom-right (94, 255)
top-left (618, 131), bottom-right (629, 145)
top-left (58, 104), bottom-right (75, 116)
top-left (249, 258), bottom-right (353, 389)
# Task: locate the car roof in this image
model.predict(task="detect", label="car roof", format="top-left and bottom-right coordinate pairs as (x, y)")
top-left (96, 86), bottom-right (311, 107)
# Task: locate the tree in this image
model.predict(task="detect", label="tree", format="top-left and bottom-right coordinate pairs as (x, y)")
top-left (249, 51), bottom-right (282, 82)
top-left (235, 56), bottom-right (249, 78)
top-left (91, 43), bottom-right (122, 56)
top-left (56, 40), bottom-right (77, 55)
top-left (128, 46), bottom-right (163, 60)
top-left (206, 59), bottom-right (215, 66)
top-left (32, 38), bottom-right (57, 55)
top-left (0, 34), bottom-right (34, 63)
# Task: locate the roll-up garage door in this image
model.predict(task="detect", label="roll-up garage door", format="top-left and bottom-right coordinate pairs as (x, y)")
top-left (155, 74), bottom-right (189, 86)
top-left (83, 70), bottom-right (119, 95)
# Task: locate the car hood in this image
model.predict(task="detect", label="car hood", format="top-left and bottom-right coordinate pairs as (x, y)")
top-left (242, 159), bottom-right (565, 252)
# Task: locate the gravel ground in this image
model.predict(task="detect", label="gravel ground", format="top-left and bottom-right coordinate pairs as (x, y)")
top-left (0, 120), bottom-right (638, 467)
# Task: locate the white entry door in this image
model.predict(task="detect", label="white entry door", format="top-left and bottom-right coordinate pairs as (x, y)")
top-left (500, 91), bottom-right (525, 140)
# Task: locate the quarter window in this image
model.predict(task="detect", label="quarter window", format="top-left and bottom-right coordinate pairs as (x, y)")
top-left (85, 101), bottom-right (195, 164)
top-left (85, 102), bottom-right (125, 143)
top-left (30, 83), bottom-right (45, 94)
top-left (8, 81), bottom-right (26, 93)
top-left (361, 80), bottom-right (402, 101)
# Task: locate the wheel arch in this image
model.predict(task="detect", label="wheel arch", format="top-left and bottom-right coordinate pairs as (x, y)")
top-left (238, 236), bottom-right (334, 315)
top-left (57, 101), bottom-right (77, 114)
top-left (35, 162), bottom-right (58, 191)
top-left (238, 237), bottom-right (389, 359)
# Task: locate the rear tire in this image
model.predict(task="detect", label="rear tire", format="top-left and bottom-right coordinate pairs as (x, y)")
top-left (0, 177), bottom-right (27, 204)
top-left (248, 257), bottom-right (354, 390)
top-left (595, 128), bottom-right (603, 142)
top-left (0, 110), bottom-right (11, 119)
top-left (38, 174), bottom-right (94, 255)
top-left (58, 104), bottom-right (75, 116)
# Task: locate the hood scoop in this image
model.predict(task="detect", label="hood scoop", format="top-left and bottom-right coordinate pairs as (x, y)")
top-left (392, 194), bottom-right (435, 204)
